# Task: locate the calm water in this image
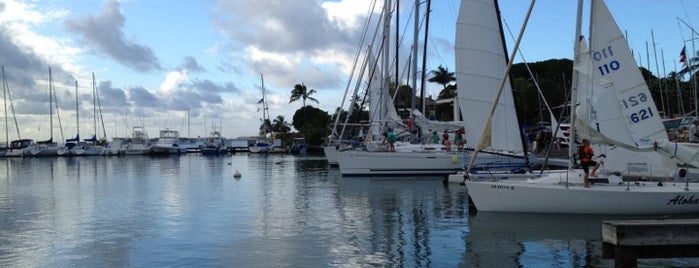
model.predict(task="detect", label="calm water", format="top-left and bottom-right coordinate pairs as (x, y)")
top-left (0, 154), bottom-right (697, 267)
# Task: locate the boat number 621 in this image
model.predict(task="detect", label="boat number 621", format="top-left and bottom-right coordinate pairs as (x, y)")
top-left (622, 93), bottom-right (654, 123)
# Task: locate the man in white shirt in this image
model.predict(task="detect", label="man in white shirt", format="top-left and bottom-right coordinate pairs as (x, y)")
top-left (691, 120), bottom-right (699, 143)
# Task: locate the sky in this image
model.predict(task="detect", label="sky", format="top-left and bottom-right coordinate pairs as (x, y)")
top-left (0, 0), bottom-right (697, 142)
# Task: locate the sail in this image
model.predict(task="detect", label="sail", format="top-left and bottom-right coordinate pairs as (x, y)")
top-left (455, 0), bottom-right (522, 153)
top-left (575, 0), bottom-right (668, 150)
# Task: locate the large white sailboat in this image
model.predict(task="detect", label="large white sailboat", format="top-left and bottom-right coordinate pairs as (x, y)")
top-left (465, 0), bottom-right (699, 214)
top-left (338, 0), bottom-right (530, 176)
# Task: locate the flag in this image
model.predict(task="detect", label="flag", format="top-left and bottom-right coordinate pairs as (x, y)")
top-left (257, 98), bottom-right (264, 104)
top-left (680, 45), bottom-right (687, 64)
top-left (679, 66), bottom-right (690, 76)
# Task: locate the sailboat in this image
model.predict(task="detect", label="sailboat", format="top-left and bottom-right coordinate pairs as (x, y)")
top-left (76, 73), bottom-right (109, 156)
top-left (28, 67), bottom-right (60, 157)
top-left (57, 80), bottom-right (81, 156)
top-left (337, 0), bottom-right (530, 176)
top-left (465, 0), bottom-right (699, 214)
top-left (249, 74), bottom-right (285, 154)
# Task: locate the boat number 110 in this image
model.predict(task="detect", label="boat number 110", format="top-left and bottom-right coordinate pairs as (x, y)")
top-left (594, 46), bottom-right (619, 76)
top-left (622, 93), bottom-right (654, 123)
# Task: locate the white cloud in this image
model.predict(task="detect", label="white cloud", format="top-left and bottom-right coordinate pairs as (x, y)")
top-left (159, 70), bottom-right (188, 93)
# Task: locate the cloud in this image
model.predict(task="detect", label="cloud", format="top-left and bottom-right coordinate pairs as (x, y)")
top-left (64, 0), bottom-right (161, 72)
top-left (211, 0), bottom-right (373, 91)
top-left (128, 86), bottom-right (160, 108)
top-left (97, 80), bottom-right (128, 107)
top-left (179, 56), bottom-right (205, 73)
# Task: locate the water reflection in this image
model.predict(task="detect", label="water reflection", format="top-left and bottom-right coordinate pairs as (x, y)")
top-left (2, 155), bottom-right (697, 267)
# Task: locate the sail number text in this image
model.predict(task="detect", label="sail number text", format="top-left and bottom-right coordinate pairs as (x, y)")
top-left (622, 93), bottom-right (655, 123)
top-left (593, 46), bottom-right (619, 76)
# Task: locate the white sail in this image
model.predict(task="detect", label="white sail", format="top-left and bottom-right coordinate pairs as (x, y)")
top-left (455, 0), bottom-right (522, 153)
top-left (575, 0), bottom-right (667, 149)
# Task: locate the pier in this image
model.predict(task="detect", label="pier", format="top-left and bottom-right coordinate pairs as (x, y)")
top-left (602, 219), bottom-right (699, 267)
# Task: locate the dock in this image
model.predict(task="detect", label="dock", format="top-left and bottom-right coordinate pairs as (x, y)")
top-left (602, 219), bottom-right (699, 267)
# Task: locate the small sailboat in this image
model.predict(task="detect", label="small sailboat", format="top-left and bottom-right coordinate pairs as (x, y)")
top-left (465, 0), bottom-right (699, 215)
top-left (28, 67), bottom-right (60, 157)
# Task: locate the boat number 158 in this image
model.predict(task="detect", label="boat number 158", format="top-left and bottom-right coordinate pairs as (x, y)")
top-left (622, 93), bottom-right (654, 123)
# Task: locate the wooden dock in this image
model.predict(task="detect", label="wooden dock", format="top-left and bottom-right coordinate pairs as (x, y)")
top-left (602, 219), bottom-right (699, 267)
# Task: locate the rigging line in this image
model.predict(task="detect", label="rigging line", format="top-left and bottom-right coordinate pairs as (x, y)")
top-left (329, 0), bottom-right (378, 138)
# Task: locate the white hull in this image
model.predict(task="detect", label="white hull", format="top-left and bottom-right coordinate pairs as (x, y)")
top-left (5, 149), bottom-right (26, 157)
top-left (28, 144), bottom-right (58, 157)
top-left (323, 145), bottom-right (340, 165)
top-left (338, 150), bottom-right (526, 176)
top-left (466, 178), bottom-right (699, 214)
top-left (120, 148), bottom-right (151, 155)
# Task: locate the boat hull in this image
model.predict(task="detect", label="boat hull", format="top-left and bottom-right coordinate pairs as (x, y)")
top-left (466, 179), bottom-right (699, 214)
top-left (338, 150), bottom-right (526, 176)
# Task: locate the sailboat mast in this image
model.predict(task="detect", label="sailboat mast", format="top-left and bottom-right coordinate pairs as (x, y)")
top-left (651, 30), bottom-right (667, 117)
top-left (48, 67), bottom-right (53, 142)
top-left (411, 0), bottom-right (418, 142)
top-left (2, 66), bottom-right (7, 147)
top-left (568, 0), bottom-right (584, 171)
top-left (420, 0), bottom-right (431, 116)
top-left (75, 80), bottom-right (79, 140)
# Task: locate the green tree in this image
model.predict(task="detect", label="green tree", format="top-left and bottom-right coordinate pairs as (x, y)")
top-left (428, 65), bottom-right (456, 91)
top-left (289, 83), bottom-right (319, 108)
top-left (292, 106), bottom-right (331, 146)
top-left (258, 118), bottom-right (272, 136)
top-left (271, 115), bottom-right (291, 133)
top-left (290, 83), bottom-right (320, 140)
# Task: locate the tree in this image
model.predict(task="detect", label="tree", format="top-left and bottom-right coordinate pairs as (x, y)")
top-left (272, 115), bottom-right (291, 133)
top-left (428, 65), bottom-right (456, 92)
top-left (292, 106), bottom-right (331, 146)
top-left (289, 83), bottom-right (319, 108)
top-left (290, 83), bottom-right (320, 139)
top-left (258, 119), bottom-right (272, 136)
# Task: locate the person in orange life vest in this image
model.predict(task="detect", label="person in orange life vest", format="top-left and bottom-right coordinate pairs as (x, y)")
top-left (580, 139), bottom-right (600, 188)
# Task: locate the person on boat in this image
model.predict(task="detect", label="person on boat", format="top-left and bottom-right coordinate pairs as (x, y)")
top-left (431, 131), bottom-right (440, 144)
top-left (580, 139), bottom-right (600, 188)
top-left (670, 168), bottom-right (688, 182)
top-left (442, 130), bottom-right (451, 152)
top-left (690, 120), bottom-right (699, 143)
top-left (454, 128), bottom-right (465, 151)
top-left (385, 130), bottom-right (397, 152)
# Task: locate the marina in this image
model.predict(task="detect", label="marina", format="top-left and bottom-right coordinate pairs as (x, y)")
top-left (1, 154), bottom-right (699, 267)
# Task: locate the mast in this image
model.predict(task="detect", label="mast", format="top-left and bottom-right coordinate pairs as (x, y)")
top-left (411, 0), bottom-right (418, 142)
top-left (48, 67), bottom-right (54, 143)
top-left (651, 30), bottom-right (667, 117)
top-left (93, 72), bottom-right (107, 140)
top-left (2, 66), bottom-right (7, 147)
top-left (568, 0), bottom-right (583, 172)
top-left (420, 0), bottom-right (431, 116)
top-left (75, 80), bottom-right (79, 141)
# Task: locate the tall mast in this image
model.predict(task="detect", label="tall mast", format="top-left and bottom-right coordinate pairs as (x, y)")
top-left (48, 66), bottom-right (53, 142)
top-left (2, 66), bottom-right (7, 147)
top-left (568, 0), bottom-right (584, 171)
top-left (75, 80), bottom-right (79, 140)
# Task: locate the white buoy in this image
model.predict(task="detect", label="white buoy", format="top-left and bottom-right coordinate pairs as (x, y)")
top-left (233, 170), bottom-right (241, 178)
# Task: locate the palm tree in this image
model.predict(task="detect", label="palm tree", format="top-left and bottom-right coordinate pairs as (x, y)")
top-left (289, 83), bottom-right (319, 107)
top-left (428, 65), bottom-right (456, 92)
top-left (272, 115), bottom-right (291, 133)
top-left (259, 118), bottom-right (272, 136)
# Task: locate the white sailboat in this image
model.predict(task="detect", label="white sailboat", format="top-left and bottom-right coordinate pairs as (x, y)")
top-left (465, 0), bottom-right (699, 214)
top-left (249, 74), bottom-right (285, 154)
top-left (338, 0), bottom-right (529, 176)
top-left (28, 67), bottom-right (60, 157)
